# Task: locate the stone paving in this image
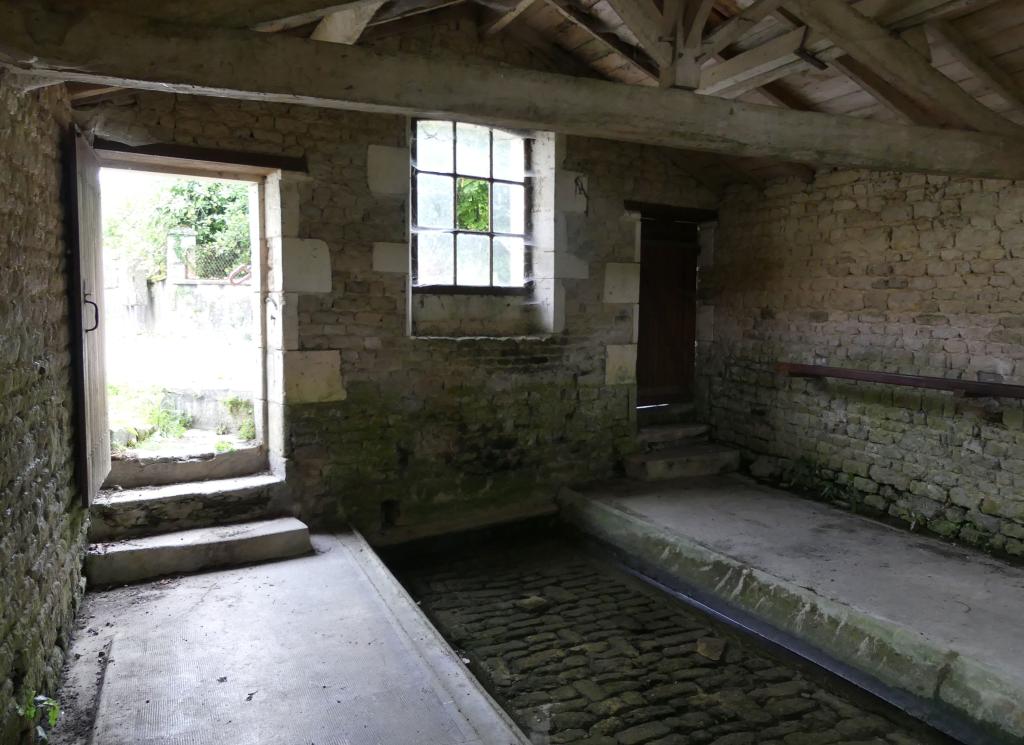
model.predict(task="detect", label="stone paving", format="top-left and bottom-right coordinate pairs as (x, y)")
top-left (396, 533), bottom-right (940, 745)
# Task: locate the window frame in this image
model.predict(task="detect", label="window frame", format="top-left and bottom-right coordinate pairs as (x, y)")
top-left (410, 119), bottom-right (534, 295)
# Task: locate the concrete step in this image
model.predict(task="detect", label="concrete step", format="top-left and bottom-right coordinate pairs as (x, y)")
top-left (625, 443), bottom-right (740, 481)
top-left (637, 402), bottom-right (695, 427)
top-left (90, 474), bottom-right (283, 541)
top-left (637, 423), bottom-right (709, 448)
top-left (86, 518), bottom-right (312, 587)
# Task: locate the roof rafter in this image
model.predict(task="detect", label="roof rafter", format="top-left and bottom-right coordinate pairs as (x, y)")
top-left (601, 0), bottom-right (671, 68)
top-left (926, 18), bottom-right (1024, 111)
top-left (782, 0), bottom-right (1021, 136)
top-left (542, 0), bottom-right (659, 83)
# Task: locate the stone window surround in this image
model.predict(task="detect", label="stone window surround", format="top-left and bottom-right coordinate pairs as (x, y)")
top-left (409, 119), bottom-right (533, 294)
top-left (369, 127), bottom-right (592, 339)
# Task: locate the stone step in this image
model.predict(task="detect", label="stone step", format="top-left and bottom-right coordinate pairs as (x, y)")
top-left (636, 402), bottom-right (696, 427)
top-left (106, 447), bottom-right (267, 489)
top-left (86, 517), bottom-right (312, 587)
top-left (625, 443), bottom-right (741, 481)
top-left (90, 474), bottom-right (284, 542)
top-left (637, 423), bottom-right (710, 448)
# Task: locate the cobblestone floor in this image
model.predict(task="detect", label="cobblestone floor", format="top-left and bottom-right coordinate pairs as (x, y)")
top-left (394, 531), bottom-right (945, 745)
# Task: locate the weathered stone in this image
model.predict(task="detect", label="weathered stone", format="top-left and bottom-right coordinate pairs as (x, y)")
top-left (696, 637), bottom-right (727, 662)
top-left (0, 77), bottom-right (87, 743)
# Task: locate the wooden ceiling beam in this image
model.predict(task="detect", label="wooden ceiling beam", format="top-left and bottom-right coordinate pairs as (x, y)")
top-left (783, 0), bottom-right (1021, 136)
top-left (5, 3), bottom-right (1024, 179)
top-left (700, 0), bottom-right (785, 59)
top-left (672, 0), bottom-right (716, 89)
top-left (829, 55), bottom-right (941, 126)
top-left (482, 0), bottom-right (537, 37)
top-left (542, 0), bottom-right (659, 82)
top-left (602, 0), bottom-right (671, 68)
top-left (310, 0), bottom-right (386, 43)
top-left (927, 18), bottom-right (1024, 112)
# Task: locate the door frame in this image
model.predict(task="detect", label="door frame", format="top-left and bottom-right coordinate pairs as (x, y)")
top-left (627, 201), bottom-right (718, 408)
top-left (66, 139), bottom-right (303, 498)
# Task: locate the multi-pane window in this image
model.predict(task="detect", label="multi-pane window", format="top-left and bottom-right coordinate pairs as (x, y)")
top-left (411, 120), bottom-right (530, 290)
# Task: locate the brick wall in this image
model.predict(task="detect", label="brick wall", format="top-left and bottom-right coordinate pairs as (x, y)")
top-left (0, 74), bottom-right (87, 743)
top-left (699, 168), bottom-right (1024, 558)
top-left (82, 12), bottom-right (717, 540)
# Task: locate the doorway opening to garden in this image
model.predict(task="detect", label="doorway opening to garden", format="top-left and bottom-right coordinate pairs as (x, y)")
top-left (100, 166), bottom-right (265, 483)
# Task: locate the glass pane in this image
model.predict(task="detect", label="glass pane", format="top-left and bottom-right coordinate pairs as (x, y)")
top-left (416, 232), bottom-right (454, 285)
top-left (493, 236), bottom-right (525, 287)
top-left (493, 130), bottom-right (525, 182)
top-left (416, 120), bottom-right (453, 173)
top-left (456, 123), bottom-right (490, 177)
top-left (457, 233), bottom-right (490, 286)
top-left (416, 173), bottom-right (453, 229)
top-left (456, 178), bottom-right (490, 232)
top-left (492, 183), bottom-right (525, 234)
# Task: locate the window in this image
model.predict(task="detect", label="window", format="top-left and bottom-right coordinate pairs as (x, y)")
top-left (411, 120), bottom-right (530, 292)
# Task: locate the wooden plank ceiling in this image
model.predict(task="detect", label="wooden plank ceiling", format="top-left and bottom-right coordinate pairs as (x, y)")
top-left (61, 0), bottom-right (1024, 184)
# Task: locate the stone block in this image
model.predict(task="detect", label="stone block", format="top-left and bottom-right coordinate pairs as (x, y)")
top-left (604, 263), bottom-right (641, 304)
top-left (367, 145), bottom-right (409, 196)
top-left (266, 292), bottom-right (299, 350)
top-left (274, 350), bottom-right (346, 403)
top-left (697, 306), bottom-right (715, 342)
top-left (271, 237), bottom-right (332, 293)
top-left (606, 344), bottom-right (637, 385)
top-left (372, 242), bottom-right (409, 274)
top-left (554, 252), bottom-right (589, 279)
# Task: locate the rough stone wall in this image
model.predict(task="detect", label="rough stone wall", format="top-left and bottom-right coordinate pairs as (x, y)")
top-left (699, 168), bottom-right (1024, 558)
top-left (82, 14), bottom-right (717, 540)
top-left (0, 74), bottom-right (87, 743)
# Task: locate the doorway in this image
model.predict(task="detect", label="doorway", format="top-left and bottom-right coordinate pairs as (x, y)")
top-left (100, 167), bottom-right (262, 465)
top-left (67, 132), bottom-right (273, 500)
top-left (636, 217), bottom-right (700, 406)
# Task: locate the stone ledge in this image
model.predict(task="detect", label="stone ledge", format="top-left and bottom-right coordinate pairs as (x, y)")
top-left (558, 481), bottom-right (1024, 745)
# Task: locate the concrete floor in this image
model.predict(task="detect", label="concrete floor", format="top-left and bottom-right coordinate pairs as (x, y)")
top-left (560, 474), bottom-right (1024, 743)
top-left (54, 532), bottom-right (527, 745)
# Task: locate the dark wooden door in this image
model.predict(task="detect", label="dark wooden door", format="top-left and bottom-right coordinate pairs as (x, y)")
top-left (636, 220), bottom-right (699, 405)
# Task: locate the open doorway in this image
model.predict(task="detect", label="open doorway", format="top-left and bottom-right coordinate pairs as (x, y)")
top-left (99, 167), bottom-right (265, 483)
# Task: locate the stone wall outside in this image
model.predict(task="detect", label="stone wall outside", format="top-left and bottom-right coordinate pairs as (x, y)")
top-left (0, 74), bottom-right (87, 743)
top-left (699, 168), bottom-right (1024, 558)
top-left (82, 11), bottom-right (717, 539)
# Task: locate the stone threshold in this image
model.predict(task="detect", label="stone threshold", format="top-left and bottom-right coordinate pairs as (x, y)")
top-left (106, 445), bottom-right (267, 488)
top-left (558, 474), bottom-right (1024, 745)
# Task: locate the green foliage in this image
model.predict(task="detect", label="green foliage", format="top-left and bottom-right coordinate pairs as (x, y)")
top-left (223, 395), bottom-right (253, 418)
top-left (148, 404), bottom-right (193, 439)
top-left (17, 691), bottom-right (60, 742)
top-left (456, 178), bottom-right (489, 231)
top-left (238, 418), bottom-right (257, 441)
top-left (104, 176), bottom-right (251, 283)
top-left (156, 180), bottom-right (251, 279)
top-left (215, 440), bottom-right (236, 453)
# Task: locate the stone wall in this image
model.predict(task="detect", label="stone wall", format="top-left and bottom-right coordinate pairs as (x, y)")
top-left (0, 74), bottom-right (87, 743)
top-left (80, 10), bottom-right (718, 541)
top-left (699, 168), bottom-right (1024, 558)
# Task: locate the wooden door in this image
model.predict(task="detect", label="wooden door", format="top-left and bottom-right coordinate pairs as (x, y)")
top-left (66, 130), bottom-right (110, 505)
top-left (636, 220), bottom-right (699, 405)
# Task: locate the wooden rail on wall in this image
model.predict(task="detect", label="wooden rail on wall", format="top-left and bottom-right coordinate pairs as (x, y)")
top-left (776, 363), bottom-right (1024, 400)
